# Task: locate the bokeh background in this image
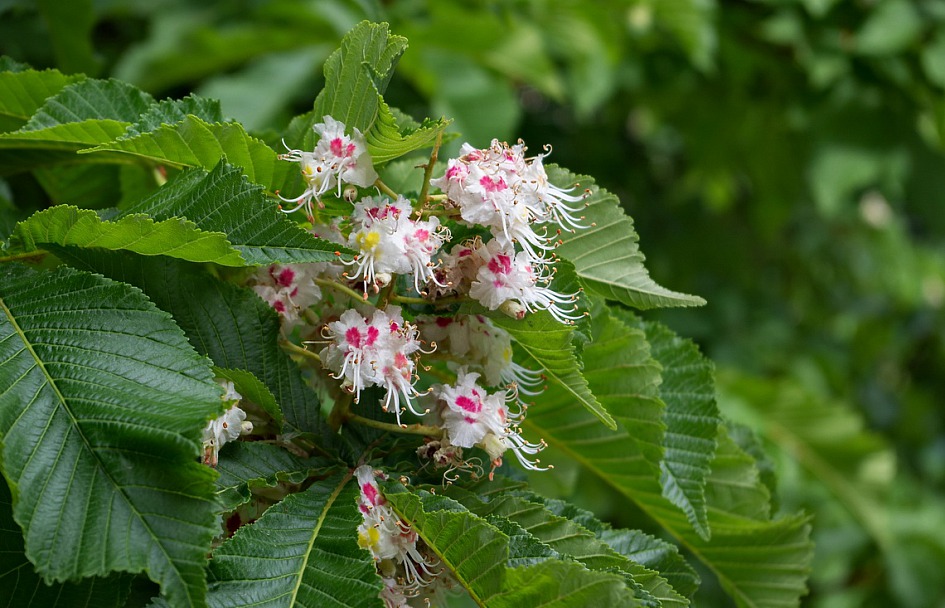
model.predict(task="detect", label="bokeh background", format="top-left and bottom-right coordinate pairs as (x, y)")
top-left (3, 1), bottom-right (945, 605)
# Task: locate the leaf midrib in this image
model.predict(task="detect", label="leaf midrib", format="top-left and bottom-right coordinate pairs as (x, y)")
top-left (286, 469), bottom-right (353, 607)
top-left (0, 294), bottom-right (196, 607)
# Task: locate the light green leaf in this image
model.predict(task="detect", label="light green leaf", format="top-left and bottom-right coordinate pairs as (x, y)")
top-left (0, 264), bottom-right (224, 608)
top-left (0, 481), bottom-right (132, 608)
top-left (492, 310), bottom-right (614, 430)
top-left (207, 471), bottom-right (384, 607)
top-left (86, 116), bottom-right (285, 189)
top-left (364, 98), bottom-right (450, 165)
top-left (525, 311), bottom-right (812, 607)
top-left (118, 162), bottom-right (346, 265)
top-left (121, 95), bottom-right (224, 139)
top-left (0, 68), bottom-right (83, 132)
top-left (6, 205), bottom-right (245, 265)
top-left (57, 252), bottom-right (330, 439)
top-left (214, 443), bottom-right (332, 511)
top-left (550, 164), bottom-right (705, 310)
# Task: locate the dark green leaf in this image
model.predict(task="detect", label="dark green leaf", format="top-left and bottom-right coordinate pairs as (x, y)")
top-left (0, 264), bottom-right (223, 608)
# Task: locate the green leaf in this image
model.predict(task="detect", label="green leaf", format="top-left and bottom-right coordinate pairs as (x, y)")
top-left (384, 485), bottom-right (641, 607)
top-left (0, 78), bottom-right (153, 174)
top-left (207, 470), bottom-right (384, 608)
top-left (0, 481), bottom-right (132, 608)
top-left (622, 313), bottom-right (720, 541)
top-left (57, 253), bottom-right (330, 439)
top-left (32, 164), bottom-right (122, 208)
top-left (121, 95), bottom-right (224, 139)
top-left (492, 310), bottom-right (614, 430)
top-left (85, 116), bottom-right (285, 189)
top-left (550, 164), bottom-right (705, 310)
top-left (212, 367), bottom-right (285, 433)
top-left (364, 98), bottom-right (450, 165)
top-left (525, 310), bottom-right (812, 607)
top-left (6, 205), bottom-right (246, 265)
top-left (0, 68), bottom-right (83, 132)
top-left (0, 264), bottom-right (224, 608)
top-left (214, 442), bottom-right (331, 511)
top-left (445, 487), bottom-right (687, 607)
top-left (118, 162), bottom-right (346, 265)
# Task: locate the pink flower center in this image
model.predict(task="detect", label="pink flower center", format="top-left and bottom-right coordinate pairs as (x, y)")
top-left (345, 327), bottom-right (362, 348)
top-left (480, 175), bottom-right (508, 193)
top-left (272, 266), bottom-right (296, 288)
top-left (365, 325), bottom-right (380, 346)
top-left (330, 137), bottom-right (356, 158)
top-left (361, 483), bottom-right (380, 506)
top-left (456, 394), bottom-right (482, 414)
top-left (488, 254), bottom-right (513, 275)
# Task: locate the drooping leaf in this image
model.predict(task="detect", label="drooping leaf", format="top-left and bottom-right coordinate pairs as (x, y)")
top-left (538, 497), bottom-right (700, 599)
top-left (118, 162), bottom-right (346, 265)
top-left (524, 309), bottom-right (813, 607)
top-left (57, 252), bottom-right (331, 441)
top-left (0, 481), bottom-right (132, 608)
top-left (207, 470), bottom-right (384, 607)
top-left (0, 264), bottom-right (224, 608)
top-left (492, 310), bottom-right (614, 429)
top-left (364, 98), bottom-right (450, 165)
top-left (549, 164), bottom-right (705, 310)
top-left (6, 205), bottom-right (245, 265)
top-left (214, 442), bottom-right (330, 511)
top-left (445, 486), bottom-right (686, 607)
top-left (383, 485), bottom-right (642, 607)
top-left (0, 68), bottom-right (83, 132)
top-left (619, 312), bottom-right (720, 541)
top-left (86, 116), bottom-right (285, 189)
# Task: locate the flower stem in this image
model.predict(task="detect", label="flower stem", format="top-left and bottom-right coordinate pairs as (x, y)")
top-left (374, 178), bottom-right (399, 199)
top-left (420, 207), bottom-right (461, 218)
top-left (315, 277), bottom-right (365, 302)
top-left (328, 391), bottom-right (354, 432)
top-left (280, 339), bottom-right (321, 365)
top-left (418, 131), bottom-right (443, 207)
top-left (346, 413), bottom-right (443, 438)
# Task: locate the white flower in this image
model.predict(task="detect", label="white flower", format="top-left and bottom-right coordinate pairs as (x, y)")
top-left (355, 466), bottom-right (441, 596)
top-left (202, 380), bottom-right (252, 466)
top-left (432, 371), bottom-right (547, 472)
top-left (278, 115), bottom-right (378, 221)
top-left (250, 263), bottom-right (323, 322)
top-left (430, 139), bottom-right (586, 262)
top-left (468, 239), bottom-right (581, 324)
top-left (346, 196), bottom-right (448, 295)
top-left (320, 307), bottom-right (429, 424)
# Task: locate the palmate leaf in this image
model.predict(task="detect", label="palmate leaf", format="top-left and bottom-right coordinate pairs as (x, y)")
top-left (58, 252), bottom-right (331, 440)
top-left (0, 482), bottom-right (132, 608)
top-left (383, 486), bottom-right (642, 607)
top-left (5, 205), bottom-right (246, 265)
top-left (549, 164), bottom-right (705, 310)
top-left (118, 162), bottom-right (346, 265)
top-left (524, 306), bottom-right (812, 607)
top-left (0, 264), bottom-right (224, 608)
top-left (214, 442), bottom-right (331, 511)
top-left (0, 68), bottom-right (83, 132)
top-left (207, 470), bottom-right (384, 608)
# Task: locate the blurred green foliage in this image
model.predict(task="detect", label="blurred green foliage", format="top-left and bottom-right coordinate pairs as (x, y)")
top-left (3, 0), bottom-right (945, 605)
